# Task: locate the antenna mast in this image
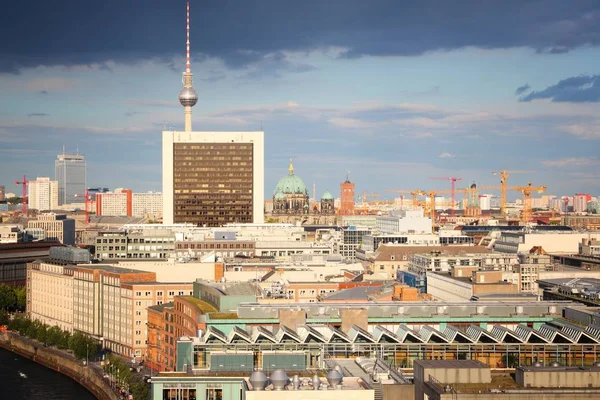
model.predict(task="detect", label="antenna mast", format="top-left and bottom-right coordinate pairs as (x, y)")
top-left (186, 1), bottom-right (191, 73)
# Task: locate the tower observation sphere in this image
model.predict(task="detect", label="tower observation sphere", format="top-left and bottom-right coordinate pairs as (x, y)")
top-left (179, 87), bottom-right (198, 107)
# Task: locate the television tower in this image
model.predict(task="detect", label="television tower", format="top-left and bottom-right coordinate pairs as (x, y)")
top-left (178, 1), bottom-right (198, 132)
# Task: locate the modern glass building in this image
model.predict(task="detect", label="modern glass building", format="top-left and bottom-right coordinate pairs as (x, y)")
top-left (55, 152), bottom-right (86, 205)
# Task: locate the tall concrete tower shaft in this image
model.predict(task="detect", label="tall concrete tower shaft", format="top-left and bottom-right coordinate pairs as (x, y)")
top-left (178, 1), bottom-right (198, 131)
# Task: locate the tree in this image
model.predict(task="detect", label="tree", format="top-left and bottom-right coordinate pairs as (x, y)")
top-left (131, 381), bottom-right (150, 400)
top-left (6, 197), bottom-right (22, 205)
top-left (14, 287), bottom-right (26, 312)
top-left (0, 284), bottom-right (17, 311)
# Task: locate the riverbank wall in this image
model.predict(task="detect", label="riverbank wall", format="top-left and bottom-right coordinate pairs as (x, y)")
top-left (0, 331), bottom-right (120, 400)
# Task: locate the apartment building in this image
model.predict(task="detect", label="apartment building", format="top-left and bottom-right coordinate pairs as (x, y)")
top-left (28, 177), bottom-right (58, 211)
top-left (104, 279), bottom-right (192, 358)
top-left (360, 244), bottom-right (491, 280)
top-left (174, 239), bottom-right (256, 259)
top-left (94, 230), bottom-right (176, 260)
top-left (26, 260), bottom-right (75, 332)
top-left (0, 225), bottom-right (23, 243)
top-left (494, 231), bottom-right (598, 254)
top-left (408, 252), bottom-right (518, 276)
top-left (376, 209), bottom-right (432, 234)
top-left (95, 190), bottom-right (163, 217)
top-left (28, 213), bottom-right (75, 245)
top-left (514, 248), bottom-right (555, 293)
top-left (147, 296), bottom-right (215, 372)
top-left (337, 227), bottom-right (372, 261)
top-left (95, 189), bottom-right (132, 217)
top-left (426, 270), bottom-right (520, 302)
top-left (26, 254), bottom-right (192, 360)
top-left (132, 192), bottom-right (163, 217)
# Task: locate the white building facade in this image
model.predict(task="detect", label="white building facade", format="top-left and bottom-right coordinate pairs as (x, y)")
top-left (28, 177), bottom-right (58, 211)
top-left (376, 209), bottom-right (432, 234)
top-left (132, 192), bottom-right (163, 217)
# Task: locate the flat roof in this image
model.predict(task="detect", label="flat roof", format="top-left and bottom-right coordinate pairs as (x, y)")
top-left (415, 359), bottom-right (488, 369)
top-left (74, 264), bottom-right (149, 274)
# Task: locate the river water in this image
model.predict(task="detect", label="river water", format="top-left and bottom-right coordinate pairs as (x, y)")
top-left (0, 346), bottom-right (96, 399)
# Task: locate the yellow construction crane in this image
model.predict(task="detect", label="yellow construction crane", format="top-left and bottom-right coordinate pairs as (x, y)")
top-left (385, 190), bottom-right (422, 209)
top-left (510, 182), bottom-right (547, 223)
top-left (492, 169), bottom-right (532, 215)
top-left (359, 191), bottom-right (379, 214)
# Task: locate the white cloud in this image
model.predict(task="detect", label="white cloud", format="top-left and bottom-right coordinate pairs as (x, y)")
top-left (542, 157), bottom-right (600, 168)
top-left (438, 152), bottom-right (455, 158)
top-left (559, 123), bottom-right (600, 139)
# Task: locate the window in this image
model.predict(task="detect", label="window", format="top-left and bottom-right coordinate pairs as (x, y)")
top-left (169, 291), bottom-right (174, 296)
top-left (136, 292), bottom-right (142, 296)
top-left (157, 291), bottom-right (163, 297)
top-left (206, 388), bottom-right (222, 400)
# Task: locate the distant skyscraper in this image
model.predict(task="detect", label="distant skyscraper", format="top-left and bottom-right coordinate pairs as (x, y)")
top-left (55, 151), bottom-right (86, 205)
top-left (162, 2), bottom-right (264, 226)
top-left (0, 185), bottom-right (5, 201)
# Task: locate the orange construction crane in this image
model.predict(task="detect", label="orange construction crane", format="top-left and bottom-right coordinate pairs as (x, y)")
top-left (385, 190), bottom-right (422, 209)
top-left (14, 175), bottom-right (28, 216)
top-left (417, 190), bottom-right (445, 232)
top-left (492, 169), bottom-right (532, 215)
top-left (429, 176), bottom-right (462, 217)
top-left (359, 191), bottom-right (379, 214)
top-left (510, 182), bottom-right (546, 223)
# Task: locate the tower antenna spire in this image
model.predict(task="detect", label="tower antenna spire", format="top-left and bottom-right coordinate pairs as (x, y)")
top-left (178, 0), bottom-right (198, 131)
top-left (186, 1), bottom-right (191, 73)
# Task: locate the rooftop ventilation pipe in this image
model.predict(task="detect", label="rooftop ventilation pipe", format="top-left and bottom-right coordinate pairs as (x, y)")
top-left (326, 369), bottom-right (343, 388)
top-left (249, 371), bottom-right (268, 391)
top-left (270, 369), bottom-right (289, 391)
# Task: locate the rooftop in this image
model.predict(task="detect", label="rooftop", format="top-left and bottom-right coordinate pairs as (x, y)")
top-left (148, 301), bottom-right (174, 313)
top-left (178, 296), bottom-right (217, 313)
top-left (416, 359), bottom-right (488, 369)
top-left (74, 264), bottom-right (149, 274)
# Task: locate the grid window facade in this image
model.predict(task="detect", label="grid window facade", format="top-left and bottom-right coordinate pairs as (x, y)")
top-left (173, 143), bottom-right (254, 226)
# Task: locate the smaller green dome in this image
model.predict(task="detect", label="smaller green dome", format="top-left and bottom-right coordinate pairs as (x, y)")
top-left (322, 190), bottom-right (333, 200)
top-left (274, 192), bottom-right (285, 200)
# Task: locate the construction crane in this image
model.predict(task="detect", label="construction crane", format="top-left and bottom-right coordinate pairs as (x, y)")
top-left (510, 182), bottom-right (547, 223)
top-left (492, 169), bottom-right (531, 215)
top-left (359, 191), bottom-right (379, 214)
top-left (385, 190), bottom-right (422, 209)
top-left (429, 177), bottom-right (462, 217)
top-left (14, 175), bottom-right (28, 216)
top-left (418, 190), bottom-right (444, 233)
top-left (74, 188), bottom-right (91, 224)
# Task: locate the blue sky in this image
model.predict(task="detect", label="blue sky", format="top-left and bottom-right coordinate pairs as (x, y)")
top-left (1, 0), bottom-right (599, 200)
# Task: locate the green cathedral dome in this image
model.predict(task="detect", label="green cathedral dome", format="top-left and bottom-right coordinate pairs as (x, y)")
top-left (321, 190), bottom-right (333, 200)
top-left (273, 161), bottom-right (308, 196)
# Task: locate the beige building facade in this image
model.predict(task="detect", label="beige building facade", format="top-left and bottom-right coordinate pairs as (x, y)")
top-left (28, 213), bottom-right (75, 245)
top-left (26, 260), bottom-right (74, 332)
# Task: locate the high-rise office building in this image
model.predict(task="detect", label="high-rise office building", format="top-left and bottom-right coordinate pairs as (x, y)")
top-left (55, 152), bottom-right (86, 205)
top-left (163, 132), bottom-right (264, 226)
top-left (162, 2), bottom-right (264, 226)
top-left (28, 177), bottom-right (59, 211)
